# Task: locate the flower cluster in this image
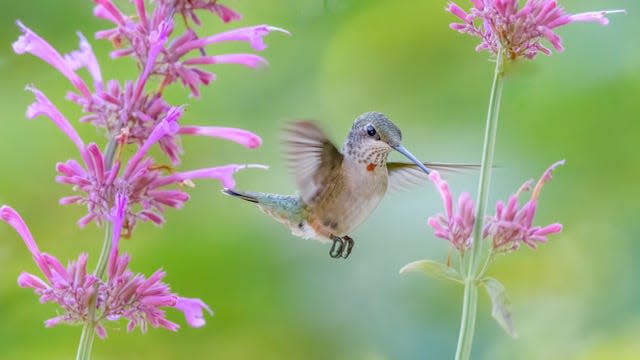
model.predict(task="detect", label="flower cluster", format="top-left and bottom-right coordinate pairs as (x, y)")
top-left (8, 0), bottom-right (286, 344)
top-left (15, 0), bottom-right (286, 164)
top-left (427, 161), bottom-right (563, 253)
top-left (446, 0), bottom-right (624, 59)
top-left (14, 0), bottom-right (283, 234)
top-left (427, 171), bottom-right (475, 251)
top-left (484, 160), bottom-right (564, 252)
top-left (1, 195), bottom-right (211, 337)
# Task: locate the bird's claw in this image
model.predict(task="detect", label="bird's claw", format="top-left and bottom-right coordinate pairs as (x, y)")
top-left (342, 236), bottom-right (353, 258)
top-left (329, 235), bottom-right (354, 259)
top-left (329, 236), bottom-right (343, 258)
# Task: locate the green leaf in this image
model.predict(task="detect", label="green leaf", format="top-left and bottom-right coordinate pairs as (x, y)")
top-left (399, 260), bottom-right (463, 284)
top-left (481, 277), bottom-right (517, 338)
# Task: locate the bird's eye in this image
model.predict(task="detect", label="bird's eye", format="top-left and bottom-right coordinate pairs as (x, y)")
top-left (366, 124), bottom-right (377, 137)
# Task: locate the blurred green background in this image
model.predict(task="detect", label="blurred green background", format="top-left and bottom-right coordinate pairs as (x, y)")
top-left (0, 0), bottom-right (638, 359)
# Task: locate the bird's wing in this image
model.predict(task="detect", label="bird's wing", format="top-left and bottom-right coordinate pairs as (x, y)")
top-left (283, 121), bottom-right (343, 205)
top-left (387, 162), bottom-right (479, 192)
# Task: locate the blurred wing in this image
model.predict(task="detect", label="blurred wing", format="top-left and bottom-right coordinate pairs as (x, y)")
top-left (387, 162), bottom-right (479, 192)
top-left (283, 121), bottom-right (343, 204)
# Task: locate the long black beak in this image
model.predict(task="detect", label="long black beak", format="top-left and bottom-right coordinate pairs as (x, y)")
top-left (393, 145), bottom-right (431, 175)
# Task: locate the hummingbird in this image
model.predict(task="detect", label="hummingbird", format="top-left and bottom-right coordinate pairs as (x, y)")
top-left (223, 112), bottom-right (473, 259)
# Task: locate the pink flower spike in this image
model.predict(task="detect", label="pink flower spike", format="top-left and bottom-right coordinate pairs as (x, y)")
top-left (4, 205), bottom-right (211, 334)
top-left (25, 86), bottom-right (85, 156)
top-left (174, 297), bottom-right (213, 328)
top-left (179, 125), bottom-right (262, 148)
top-left (485, 160), bottom-right (565, 252)
top-left (426, 171), bottom-right (475, 251)
top-left (13, 21), bottom-right (91, 97)
top-left (446, 1), bottom-right (625, 60)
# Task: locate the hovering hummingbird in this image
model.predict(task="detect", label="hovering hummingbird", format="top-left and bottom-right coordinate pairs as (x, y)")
top-left (223, 112), bottom-right (473, 259)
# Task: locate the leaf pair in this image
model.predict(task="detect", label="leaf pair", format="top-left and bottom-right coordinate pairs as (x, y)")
top-left (400, 260), bottom-right (516, 337)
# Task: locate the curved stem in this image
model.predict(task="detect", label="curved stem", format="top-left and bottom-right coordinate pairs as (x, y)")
top-left (469, 49), bottom-right (504, 275)
top-left (76, 222), bottom-right (112, 360)
top-left (455, 278), bottom-right (478, 360)
top-left (454, 48), bottom-right (505, 360)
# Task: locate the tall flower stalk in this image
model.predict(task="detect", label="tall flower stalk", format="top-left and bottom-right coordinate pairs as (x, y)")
top-left (6, 1), bottom-right (287, 359)
top-left (401, 1), bottom-right (624, 359)
top-left (455, 43), bottom-right (504, 360)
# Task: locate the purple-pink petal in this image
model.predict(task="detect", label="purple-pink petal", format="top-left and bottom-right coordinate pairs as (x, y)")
top-left (44, 316), bottom-right (66, 328)
top-left (532, 159), bottom-right (565, 200)
top-left (0, 205), bottom-right (42, 260)
top-left (13, 21), bottom-right (91, 97)
top-left (93, 0), bottom-right (127, 25)
top-left (446, 2), bottom-right (470, 22)
top-left (17, 272), bottom-right (49, 290)
top-left (174, 25), bottom-right (289, 56)
top-left (570, 10), bottom-right (626, 26)
top-left (182, 53), bottom-right (268, 68)
top-left (65, 32), bottom-right (103, 90)
top-left (152, 164), bottom-right (267, 189)
top-left (428, 171), bottom-right (453, 219)
top-left (174, 297), bottom-right (212, 327)
top-left (179, 125), bottom-right (262, 148)
top-left (123, 107), bottom-right (182, 179)
top-left (108, 193), bottom-right (128, 278)
top-left (25, 86), bottom-right (86, 156)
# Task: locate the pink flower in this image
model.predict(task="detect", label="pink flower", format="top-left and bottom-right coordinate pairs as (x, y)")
top-left (15, 21), bottom-right (266, 164)
top-left (446, 1), bottom-right (625, 59)
top-left (27, 88), bottom-right (262, 233)
top-left (484, 160), bottom-right (564, 252)
top-left (94, 0), bottom-right (288, 97)
top-left (1, 195), bottom-right (212, 337)
top-left (161, 25), bottom-right (288, 97)
top-left (427, 171), bottom-right (476, 251)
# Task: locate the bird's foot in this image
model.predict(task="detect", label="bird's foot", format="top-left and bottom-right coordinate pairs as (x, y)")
top-left (329, 235), bottom-right (354, 259)
top-left (329, 235), bottom-right (344, 258)
top-left (342, 236), bottom-right (354, 259)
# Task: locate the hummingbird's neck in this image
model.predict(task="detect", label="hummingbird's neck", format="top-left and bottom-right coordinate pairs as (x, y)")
top-left (343, 141), bottom-right (391, 170)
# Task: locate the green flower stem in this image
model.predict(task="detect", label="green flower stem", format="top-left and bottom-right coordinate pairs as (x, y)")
top-left (455, 47), bottom-right (505, 360)
top-left (76, 222), bottom-right (112, 360)
top-left (76, 137), bottom-right (119, 360)
top-left (455, 277), bottom-right (478, 360)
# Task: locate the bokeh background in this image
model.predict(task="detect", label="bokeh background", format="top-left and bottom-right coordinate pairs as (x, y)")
top-left (0, 0), bottom-right (638, 359)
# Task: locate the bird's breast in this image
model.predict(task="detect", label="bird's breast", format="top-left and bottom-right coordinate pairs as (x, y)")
top-left (308, 158), bottom-right (388, 237)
